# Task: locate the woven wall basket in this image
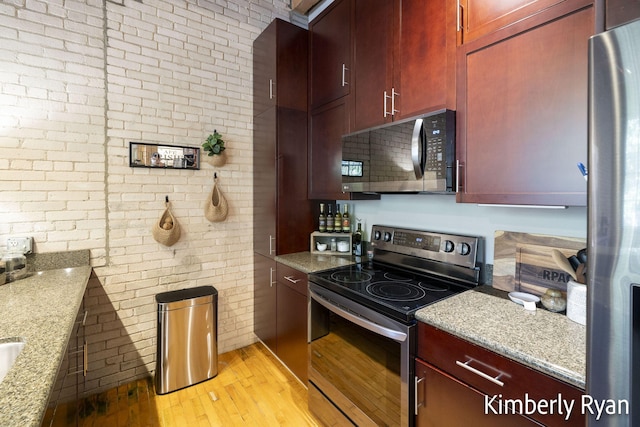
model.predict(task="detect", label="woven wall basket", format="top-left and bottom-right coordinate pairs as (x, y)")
top-left (205, 180), bottom-right (228, 222)
top-left (152, 203), bottom-right (181, 246)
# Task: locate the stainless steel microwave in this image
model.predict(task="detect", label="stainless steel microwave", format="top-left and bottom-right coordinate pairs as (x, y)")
top-left (341, 109), bottom-right (455, 194)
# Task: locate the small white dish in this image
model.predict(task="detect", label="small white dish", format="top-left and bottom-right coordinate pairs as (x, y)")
top-left (508, 292), bottom-right (540, 310)
top-left (316, 243), bottom-right (327, 252)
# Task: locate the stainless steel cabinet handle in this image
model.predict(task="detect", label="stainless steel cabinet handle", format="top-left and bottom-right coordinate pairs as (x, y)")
top-left (269, 79), bottom-right (274, 99)
top-left (269, 235), bottom-right (275, 255)
top-left (414, 376), bottom-right (425, 415)
top-left (270, 268), bottom-right (276, 287)
top-left (284, 275), bottom-right (301, 284)
top-left (391, 88), bottom-right (399, 115)
top-left (341, 64), bottom-right (349, 87)
top-left (383, 90), bottom-right (389, 117)
top-left (455, 359), bottom-right (505, 387)
top-left (456, 160), bottom-right (460, 193)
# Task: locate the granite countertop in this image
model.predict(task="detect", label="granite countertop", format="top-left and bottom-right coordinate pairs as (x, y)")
top-left (275, 251), bottom-right (355, 273)
top-left (415, 286), bottom-right (586, 390)
top-left (0, 258), bottom-right (91, 426)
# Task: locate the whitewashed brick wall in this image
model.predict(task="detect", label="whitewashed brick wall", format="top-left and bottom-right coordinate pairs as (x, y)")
top-left (0, 0), bottom-right (292, 399)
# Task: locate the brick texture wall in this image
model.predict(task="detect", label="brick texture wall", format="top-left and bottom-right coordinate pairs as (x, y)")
top-left (0, 0), bottom-right (291, 399)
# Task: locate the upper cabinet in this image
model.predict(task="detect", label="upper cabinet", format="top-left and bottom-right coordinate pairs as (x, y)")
top-left (309, 0), bottom-right (352, 110)
top-left (605, 0), bottom-right (640, 29)
top-left (456, 0), bottom-right (594, 206)
top-left (351, 0), bottom-right (457, 132)
top-left (457, 0), bottom-right (569, 44)
top-left (253, 19), bottom-right (308, 118)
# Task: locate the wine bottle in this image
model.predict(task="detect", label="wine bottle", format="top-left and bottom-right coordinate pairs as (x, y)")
top-left (342, 204), bottom-right (350, 233)
top-left (335, 204), bottom-right (342, 233)
top-left (326, 204), bottom-right (334, 232)
top-left (318, 203), bottom-right (326, 232)
top-left (353, 221), bottom-right (363, 256)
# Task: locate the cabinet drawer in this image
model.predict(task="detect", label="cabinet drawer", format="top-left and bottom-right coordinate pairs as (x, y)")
top-left (276, 263), bottom-right (308, 296)
top-left (417, 322), bottom-right (584, 427)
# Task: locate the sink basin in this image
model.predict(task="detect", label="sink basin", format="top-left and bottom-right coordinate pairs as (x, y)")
top-left (0, 338), bottom-right (25, 384)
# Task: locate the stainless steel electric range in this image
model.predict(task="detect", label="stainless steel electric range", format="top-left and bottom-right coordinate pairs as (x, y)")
top-left (308, 225), bottom-right (482, 427)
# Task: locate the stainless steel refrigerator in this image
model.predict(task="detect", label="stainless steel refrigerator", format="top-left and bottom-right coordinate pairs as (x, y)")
top-left (587, 17), bottom-right (640, 427)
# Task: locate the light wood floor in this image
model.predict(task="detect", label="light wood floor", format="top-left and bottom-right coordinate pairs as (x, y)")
top-left (42, 343), bottom-right (320, 426)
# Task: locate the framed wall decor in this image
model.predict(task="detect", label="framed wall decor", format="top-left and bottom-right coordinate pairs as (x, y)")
top-left (129, 142), bottom-right (200, 170)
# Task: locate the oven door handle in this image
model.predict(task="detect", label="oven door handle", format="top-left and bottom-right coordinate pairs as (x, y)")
top-left (310, 290), bottom-right (407, 343)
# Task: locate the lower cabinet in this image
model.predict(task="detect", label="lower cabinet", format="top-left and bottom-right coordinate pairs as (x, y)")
top-left (254, 253), bottom-right (277, 352)
top-left (253, 256), bottom-right (308, 383)
top-left (415, 358), bottom-right (539, 426)
top-left (416, 322), bottom-right (585, 427)
top-left (275, 263), bottom-right (308, 383)
top-left (42, 292), bottom-right (89, 427)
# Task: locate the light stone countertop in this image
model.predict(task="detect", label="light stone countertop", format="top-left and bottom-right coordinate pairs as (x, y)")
top-left (275, 251), bottom-right (355, 273)
top-left (415, 286), bottom-right (586, 389)
top-left (0, 265), bottom-right (92, 427)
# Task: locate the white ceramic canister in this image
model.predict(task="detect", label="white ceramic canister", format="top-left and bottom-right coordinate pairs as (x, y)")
top-left (566, 280), bottom-right (587, 325)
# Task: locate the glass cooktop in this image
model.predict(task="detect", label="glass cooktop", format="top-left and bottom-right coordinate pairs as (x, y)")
top-left (309, 262), bottom-right (468, 323)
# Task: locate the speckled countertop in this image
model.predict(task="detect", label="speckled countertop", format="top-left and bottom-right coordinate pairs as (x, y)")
top-left (416, 286), bottom-right (586, 389)
top-left (0, 251), bottom-right (91, 427)
top-left (275, 251), bottom-right (355, 273)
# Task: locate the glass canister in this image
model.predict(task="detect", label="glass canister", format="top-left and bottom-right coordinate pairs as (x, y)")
top-left (540, 288), bottom-right (567, 312)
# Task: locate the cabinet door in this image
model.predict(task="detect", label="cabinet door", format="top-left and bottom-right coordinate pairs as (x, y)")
top-left (310, 0), bottom-right (352, 109)
top-left (395, 0), bottom-right (457, 120)
top-left (254, 254), bottom-right (277, 352)
top-left (415, 358), bottom-right (540, 427)
top-left (309, 97), bottom-right (350, 200)
top-left (253, 19), bottom-right (308, 117)
top-left (457, 1), bottom-right (593, 205)
top-left (460, 0), bottom-right (569, 44)
top-left (253, 107), bottom-right (277, 257)
top-left (276, 107), bottom-right (314, 255)
top-left (253, 22), bottom-right (277, 117)
top-left (351, 0), bottom-right (395, 132)
top-left (276, 263), bottom-right (308, 383)
top-left (605, 0), bottom-right (640, 29)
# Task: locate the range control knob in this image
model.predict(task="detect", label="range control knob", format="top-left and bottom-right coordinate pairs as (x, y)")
top-left (383, 232), bottom-right (392, 242)
top-left (443, 240), bottom-right (455, 253)
top-left (374, 230), bottom-right (382, 240)
top-left (457, 242), bottom-right (471, 256)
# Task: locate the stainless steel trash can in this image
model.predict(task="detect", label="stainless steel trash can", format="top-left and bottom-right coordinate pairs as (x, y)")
top-left (155, 286), bottom-right (218, 395)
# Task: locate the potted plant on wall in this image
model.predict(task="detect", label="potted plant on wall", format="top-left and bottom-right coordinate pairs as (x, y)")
top-left (202, 130), bottom-right (227, 166)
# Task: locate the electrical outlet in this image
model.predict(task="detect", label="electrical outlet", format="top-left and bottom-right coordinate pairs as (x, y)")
top-left (6, 237), bottom-right (33, 254)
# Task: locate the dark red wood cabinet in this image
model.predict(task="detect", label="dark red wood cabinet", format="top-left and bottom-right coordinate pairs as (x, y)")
top-left (253, 253), bottom-right (277, 351)
top-left (458, 0), bottom-right (570, 44)
top-left (253, 20), bottom-right (313, 358)
top-left (308, 97), bottom-right (350, 200)
top-left (605, 0), bottom-right (640, 28)
top-left (309, 0), bottom-right (352, 110)
top-left (416, 322), bottom-right (585, 427)
top-left (275, 263), bottom-right (308, 383)
top-left (351, 0), bottom-right (457, 132)
top-left (252, 19), bottom-right (313, 257)
top-left (456, 0), bottom-right (594, 206)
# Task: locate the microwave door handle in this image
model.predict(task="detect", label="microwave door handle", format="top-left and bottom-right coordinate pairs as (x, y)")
top-left (411, 119), bottom-right (424, 179)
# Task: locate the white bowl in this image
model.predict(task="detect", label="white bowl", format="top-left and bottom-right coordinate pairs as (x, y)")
top-left (316, 243), bottom-right (327, 252)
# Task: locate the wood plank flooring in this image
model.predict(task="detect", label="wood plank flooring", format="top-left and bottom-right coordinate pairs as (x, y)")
top-left (42, 343), bottom-right (320, 427)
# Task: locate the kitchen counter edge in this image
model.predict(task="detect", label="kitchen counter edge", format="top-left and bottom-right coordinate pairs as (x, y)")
top-left (0, 264), bottom-right (92, 427)
top-left (415, 286), bottom-right (586, 390)
top-left (274, 251), bottom-right (355, 274)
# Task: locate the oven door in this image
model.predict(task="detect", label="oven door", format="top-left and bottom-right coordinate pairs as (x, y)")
top-left (308, 283), bottom-right (414, 427)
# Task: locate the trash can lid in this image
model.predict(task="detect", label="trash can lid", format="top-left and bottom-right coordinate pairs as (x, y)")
top-left (155, 285), bottom-right (218, 304)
